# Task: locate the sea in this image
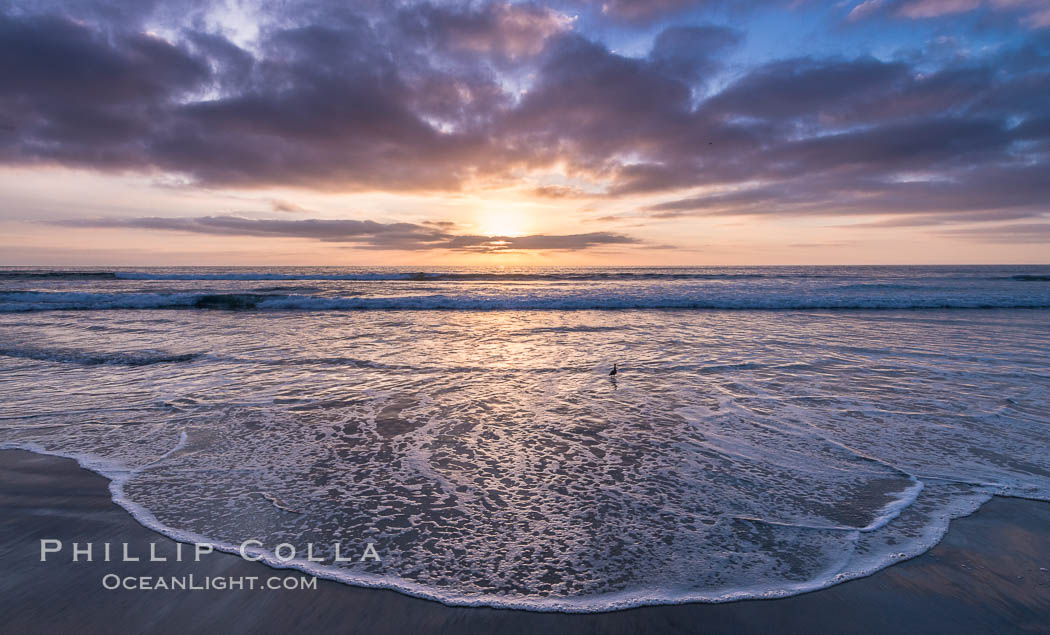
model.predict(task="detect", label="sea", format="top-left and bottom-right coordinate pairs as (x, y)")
top-left (1, 265), bottom-right (1049, 611)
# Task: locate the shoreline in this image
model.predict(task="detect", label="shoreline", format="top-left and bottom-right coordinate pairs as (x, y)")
top-left (0, 443), bottom-right (955, 614)
top-left (2, 449), bottom-right (1049, 632)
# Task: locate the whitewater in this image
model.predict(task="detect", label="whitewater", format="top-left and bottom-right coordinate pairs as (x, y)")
top-left (1, 265), bottom-right (1048, 611)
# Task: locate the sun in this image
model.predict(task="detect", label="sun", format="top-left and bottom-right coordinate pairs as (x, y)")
top-left (477, 209), bottom-right (528, 237)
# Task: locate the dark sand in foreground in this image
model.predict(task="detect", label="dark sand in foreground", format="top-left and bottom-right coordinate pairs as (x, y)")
top-left (1, 449), bottom-right (1049, 634)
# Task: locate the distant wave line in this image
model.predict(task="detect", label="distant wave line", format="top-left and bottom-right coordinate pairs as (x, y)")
top-left (3, 290), bottom-right (1050, 312)
top-left (0, 270), bottom-right (1047, 282)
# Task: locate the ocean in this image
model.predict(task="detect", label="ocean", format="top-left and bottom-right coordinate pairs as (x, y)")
top-left (1, 265), bottom-right (1049, 611)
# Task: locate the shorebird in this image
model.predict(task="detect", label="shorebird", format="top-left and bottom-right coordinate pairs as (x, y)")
top-left (609, 363), bottom-right (618, 376)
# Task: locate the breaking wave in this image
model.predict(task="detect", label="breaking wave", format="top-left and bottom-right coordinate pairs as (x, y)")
top-left (0, 345), bottom-right (203, 366)
top-left (2, 290), bottom-right (1050, 312)
top-left (0, 270), bottom-right (788, 281)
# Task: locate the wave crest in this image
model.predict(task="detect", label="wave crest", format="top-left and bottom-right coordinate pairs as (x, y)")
top-left (0, 345), bottom-right (203, 366)
top-left (2, 290), bottom-right (1050, 312)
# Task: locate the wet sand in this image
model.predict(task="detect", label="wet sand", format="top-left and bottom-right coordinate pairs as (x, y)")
top-left (1, 449), bottom-right (1048, 634)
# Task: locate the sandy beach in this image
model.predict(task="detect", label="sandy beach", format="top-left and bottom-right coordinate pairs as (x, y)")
top-left (2, 448), bottom-right (1047, 634)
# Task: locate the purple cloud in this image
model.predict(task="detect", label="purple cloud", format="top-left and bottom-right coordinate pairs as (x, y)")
top-left (48, 215), bottom-right (644, 252)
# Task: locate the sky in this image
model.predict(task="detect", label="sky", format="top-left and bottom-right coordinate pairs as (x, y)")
top-left (1, 0), bottom-right (1048, 266)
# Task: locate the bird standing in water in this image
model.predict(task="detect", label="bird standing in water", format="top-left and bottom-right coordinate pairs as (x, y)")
top-left (609, 363), bottom-right (617, 376)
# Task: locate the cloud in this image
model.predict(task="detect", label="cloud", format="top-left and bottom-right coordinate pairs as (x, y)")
top-left (0, 5), bottom-right (496, 190)
top-left (0, 0), bottom-right (1047, 236)
top-left (500, 33), bottom-right (701, 183)
top-left (644, 163), bottom-right (1050, 221)
top-left (897, 0), bottom-right (981, 18)
top-left (530, 185), bottom-right (594, 198)
top-left (648, 24), bottom-right (743, 82)
top-left (398, 2), bottom-right (574, 62)
top-left (0, 11), bottom-right (209, 168)
top-left (938, 221), bottom-right (1050, 242)
top-left (583, 0), bottom-right (798, 23)
top-left (271, 199), bottom-right (310, 213)
top-left (848, 208), bottom-right (1040, 227)
top-left (848, 0), bottom-right (886, 20)
top-left (849, 0), bottom-right (1050, 28)
top-left (48, 215), bottom-right (644, 252)
top-left (421, 219), bottom-right (459, 228)
top-left (589, 0), bottom-right (716, 22)
top-left (443, 232), bottom-right (641, 253)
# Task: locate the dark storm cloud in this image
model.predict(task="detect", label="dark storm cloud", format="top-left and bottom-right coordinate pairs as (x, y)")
top-left (48, 215), bottom-right (642, 252)
top-left (1, 0), bottom-right (1049, 240)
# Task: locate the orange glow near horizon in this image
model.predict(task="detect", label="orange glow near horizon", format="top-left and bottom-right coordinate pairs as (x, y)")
top-left (0, 166), bottom-right (1047, 267)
